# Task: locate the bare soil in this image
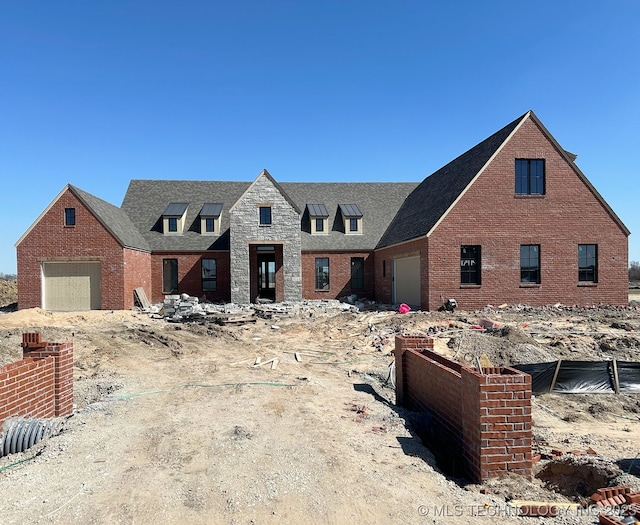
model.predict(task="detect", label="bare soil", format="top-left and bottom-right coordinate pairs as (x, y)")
top-left (0, 290), bottom-right (640, 524)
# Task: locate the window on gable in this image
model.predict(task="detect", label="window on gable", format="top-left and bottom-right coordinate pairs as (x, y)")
top-left (315, 257), bottom-right (329, 290)
top-left (64, 208), bottom-right (76, 226)
top-left (520, 244), bottom-right (540, 284)
top-left (460, 245), bottom-right (481, 285)
top-left (350, 257), bottom-right (365, 290)
top-left (168, 217), bottom-right (178, 232)
top-left (259, 206), bottom-right (272, 226)
top-left (205, 218), bottom-right (216, 232)
top-left (515, 159), bottom-right (545, 195)
top-left (578, 244), bottom-right (598, 283)
top-left (162, 259), bottom-right (178, 293)
top-left (202, 259), bottom-right (217, 292)
top-left (315, 218), bottom-right (325, 233)
top-left (349, 218), bottom-right (359, 232)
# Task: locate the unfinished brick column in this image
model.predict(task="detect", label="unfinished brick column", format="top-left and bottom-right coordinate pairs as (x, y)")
top-left (21, 333), bottom-right (74, 417)
top-left (395, 335), bottom-right (532, 482)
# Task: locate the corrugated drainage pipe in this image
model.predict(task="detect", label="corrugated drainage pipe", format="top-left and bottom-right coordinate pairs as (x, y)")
top-left (0, 418), bottom-right (64, 457)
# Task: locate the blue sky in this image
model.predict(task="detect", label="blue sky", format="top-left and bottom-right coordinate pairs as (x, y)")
top-left (1, 1), bottom-right (638, 275)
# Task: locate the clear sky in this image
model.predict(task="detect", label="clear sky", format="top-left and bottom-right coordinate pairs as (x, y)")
top-left (1, 1), bottom-right (638, 275)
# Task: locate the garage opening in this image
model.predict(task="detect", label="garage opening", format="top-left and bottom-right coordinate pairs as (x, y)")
top-left (393, 256), bottom-right (421, 308)
top-left (42, 261), bottom-right (102, 311)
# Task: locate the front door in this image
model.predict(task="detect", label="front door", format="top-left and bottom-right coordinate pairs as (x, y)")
top-left (257, 253), bottom-right (276, 301)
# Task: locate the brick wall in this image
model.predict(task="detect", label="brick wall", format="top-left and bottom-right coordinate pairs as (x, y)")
top-left (425, 118), bottom-right (628, 310)
top-left (150, 252), bottom-right (231, 304)
top-left (17, 188), bottom-right (130, 310)
top-left (395, 335), bottom-right (532, 482)
top-left (301, 251), bottom-right (375, 300)
top-left (373, 239), bottom-right (425, 305)
top-left (123, 248), bottom-right (152, 310)
top-left (0, 333), bottom-right (74, 428)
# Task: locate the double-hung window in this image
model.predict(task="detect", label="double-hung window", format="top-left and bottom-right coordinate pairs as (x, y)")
top-left (578, 244), bottom-right (598, 283)
top-left (460, 245), bottom-right (481, 285)
top-left (515, 159), bottom-right (545, 195)
top-left (163, 259), bottom-right (178, 293)
top-left (520, 245), bottom-right (540, 284)
top-left (202, 259), bottom-right (217, 292)
top-left (65, 208), bottom-right (76, 226)
top-left (259, 206), bottom-right (272, 226)
top-left (315, 258), bottom-right (329, 290)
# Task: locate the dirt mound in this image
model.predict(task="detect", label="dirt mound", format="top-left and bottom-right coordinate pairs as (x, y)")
top-left (0, 279), bottom-right (17, 309)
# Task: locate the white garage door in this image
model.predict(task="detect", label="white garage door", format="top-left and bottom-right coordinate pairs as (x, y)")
top-left (393, 256), bottom-right (421, 308)
top-left (43, 262), bottom-right (102, 311)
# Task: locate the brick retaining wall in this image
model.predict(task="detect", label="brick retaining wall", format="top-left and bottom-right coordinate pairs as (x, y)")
top-left (0, 333), bottom-right (74, 428)
top-left (395, 335), bottom-right (532, 482)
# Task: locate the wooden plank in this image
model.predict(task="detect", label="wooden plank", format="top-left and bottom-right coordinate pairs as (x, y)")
top-left (134, 287), bottom-right (151, 309)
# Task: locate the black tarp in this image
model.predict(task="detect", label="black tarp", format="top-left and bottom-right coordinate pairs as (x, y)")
top-left (617, 361), bottom-right (640, 393)
top-left (512, 362), bottom-right (557, 395)
top-left (513, 360), bottom-right (640, 394)
top-left (552, 360), bottom-right (615, 393)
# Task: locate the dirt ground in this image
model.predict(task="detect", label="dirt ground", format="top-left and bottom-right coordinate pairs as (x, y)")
top-left (1, 283), bottom-right (640, 524)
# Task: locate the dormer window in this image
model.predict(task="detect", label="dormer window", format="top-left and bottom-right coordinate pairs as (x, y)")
top-left (162, 202), bottom-right (188, 235)
top-left (307, 204), bottom-right (329, 235)
top-left (200, 203), bottom-right (222, 235)
top-left (339, 204), bottom-right (363, 235)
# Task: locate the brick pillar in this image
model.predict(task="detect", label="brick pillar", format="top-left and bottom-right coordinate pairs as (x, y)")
top-left (461, 366), bottom-right (532, 481)
top-left (23, 340), bottom-right (74, 417)
top-left (394, 336), bottom-right (434, 406)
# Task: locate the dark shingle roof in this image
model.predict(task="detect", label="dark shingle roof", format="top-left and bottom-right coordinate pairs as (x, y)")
top-left (121, 180), bottom-right (250, 251)
top-left (120, 180), bottom-right (417, 252)
top-left (376, 113), bottom-right (527, 248)
top-left (282, 183), bottom-right (417, 251)
top-left (69, 185), bottom-right (150, 251)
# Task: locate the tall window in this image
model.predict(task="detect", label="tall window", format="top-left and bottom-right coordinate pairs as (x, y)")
top-left (205, 218), bottom-right (216, 233)
top-left (349, 218), bottom-right (359, 232)
top-left (259, 206), bottom-right (272, 225)
top-left (520, 245), bottom-right (540, 284)
top-left (64, 208), bottom-right (76, 226)
top-left (515, 159), bottom-right (545, 195)
top-left (168, 217), bottom-right (178, 232)
top-left (202, 259), bottom-right (217, 291)
top-left (350, 257), bottom-right (365, 290)
top-left (460, 245), bottom-right (481, 285)
top-left (315, 257), bottom-right (329, 290)
top-left (163, 259), bottom-right (178, 293)
top-left (578, 244), bottom-right (598, 283)
top-left (315, 218), bottom-right (325, 233)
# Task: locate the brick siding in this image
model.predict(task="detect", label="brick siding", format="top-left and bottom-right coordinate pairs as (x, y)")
top-left (150, 252), bottom-right (231, 304)
top-left (17, 189), bottom-right (133, 310)
top-left (395, 335), bottom-right (532, 482)
top-left (0, 333), bottom-right (74, 428)
top-left (301, 251), bottom-right (375, 300)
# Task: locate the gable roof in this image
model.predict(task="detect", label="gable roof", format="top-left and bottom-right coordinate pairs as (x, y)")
top-left (527, 112), bottom-right (630, 237)
top-left (15, 184), bottom-right (150, 251)
top-left (229, 169), bottom-right (302, 215)
top-left (377, 112), bottom-right (527, 249)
